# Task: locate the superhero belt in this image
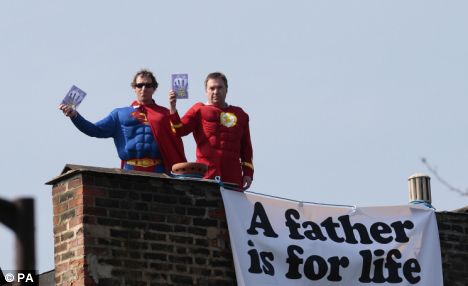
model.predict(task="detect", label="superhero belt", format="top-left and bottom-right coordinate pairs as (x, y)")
top-left (124, 158), bottom-right (162, 168)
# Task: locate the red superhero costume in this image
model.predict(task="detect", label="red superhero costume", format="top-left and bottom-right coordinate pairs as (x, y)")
top-left (170, 102), bottom-right (254, 187)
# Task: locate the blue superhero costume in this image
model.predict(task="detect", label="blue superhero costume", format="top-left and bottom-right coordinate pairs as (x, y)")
top-left (71, 101), bottom-right (186, 173)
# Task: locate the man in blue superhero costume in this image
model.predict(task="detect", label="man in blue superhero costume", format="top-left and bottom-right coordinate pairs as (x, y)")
top-left (59, 69), bottom-right (186, 173)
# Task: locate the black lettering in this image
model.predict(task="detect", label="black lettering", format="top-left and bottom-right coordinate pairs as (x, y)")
top-left (338, 215), bottom-right (372, 244)
top-left (247, 240), bottom-right (262, 273)
top-left (327, 256), bottom-right (349, 281)
top-left (320, 217), bottom-right (344, 243)
top-left (372, 249), bottom-right (386, 283)
top-left (359, 249), bottom-right (372, 283)
top-left (260, 252), bottom-right (275, 276)
top-left (285, 209), bottom-right (305, 239)
top-left (246, 202), bottom-right (278, 237)
top-left (285, 245), bottom-right (303, 279)
top-left (302, 221), bottom-right (326, 241)
top-left (304, 255), bottom-right (327, 280)
top-left (391, 220), bottom-right (414, 243)
top-left (403, 258), bottom-right (421, 284)
top-left (370, 222), bottom-right (393, 244)
top-left (385, 249), bottom-right (403, 283)
top-left (360, 248), bottom-right (419, 283)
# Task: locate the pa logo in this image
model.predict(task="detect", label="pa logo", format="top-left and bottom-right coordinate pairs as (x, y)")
top-left (3, 272), bottom-right (35, 283)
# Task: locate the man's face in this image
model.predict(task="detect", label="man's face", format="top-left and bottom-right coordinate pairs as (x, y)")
top-left (133, 75), bottom-right (155, 105)
top-left (206, 78), bottom-right (227, 107)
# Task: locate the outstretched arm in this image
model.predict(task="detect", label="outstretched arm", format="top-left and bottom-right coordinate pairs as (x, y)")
top-left (59, 104), bottom-right (116, 138)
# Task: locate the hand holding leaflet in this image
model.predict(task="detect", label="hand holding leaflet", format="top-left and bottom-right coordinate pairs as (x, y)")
top-left (171, 74), bottom-right (188, 99)
top-left (61, 85), bottom-right (86, 109)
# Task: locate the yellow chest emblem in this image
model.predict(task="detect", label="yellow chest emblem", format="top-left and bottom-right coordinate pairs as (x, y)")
top-left (220, 112), bottom-right (237, 128)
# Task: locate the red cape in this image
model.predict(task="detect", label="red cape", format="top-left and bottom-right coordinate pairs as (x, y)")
top-left (133, 101), bottom-right (187, 173)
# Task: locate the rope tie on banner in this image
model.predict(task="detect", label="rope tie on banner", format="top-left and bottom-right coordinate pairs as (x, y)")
top-left (214, 176), bottom-right (224, 187)
top-left (410, 200), bottom-right (435, 210)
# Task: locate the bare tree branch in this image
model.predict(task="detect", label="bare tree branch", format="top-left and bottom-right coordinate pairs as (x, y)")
top-left (420, 157), bottom-right (468, 196)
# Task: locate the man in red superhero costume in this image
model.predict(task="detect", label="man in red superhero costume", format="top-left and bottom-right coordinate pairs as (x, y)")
top-left (168, 72), bottom-right (254, 189)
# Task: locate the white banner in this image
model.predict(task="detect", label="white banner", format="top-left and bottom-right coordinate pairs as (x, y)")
top-left (221, 188), bottom-right (443, 286)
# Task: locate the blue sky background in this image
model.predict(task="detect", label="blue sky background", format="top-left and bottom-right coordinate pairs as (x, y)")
top-left (1, 0), bottom-right (467, 273)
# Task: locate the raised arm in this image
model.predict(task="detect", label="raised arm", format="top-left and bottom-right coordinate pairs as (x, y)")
top-left (168, 90), bottom-right (178, 115)
top-left (168, 91), bottom-right (201, 137)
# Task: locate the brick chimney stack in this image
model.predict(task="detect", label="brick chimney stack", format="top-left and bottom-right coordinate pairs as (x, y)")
top-left (47, 165), bottom-right (236, 286)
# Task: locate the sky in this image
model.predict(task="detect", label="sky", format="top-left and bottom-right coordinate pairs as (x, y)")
top-left (1, 0), bottom-right (467, 273)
